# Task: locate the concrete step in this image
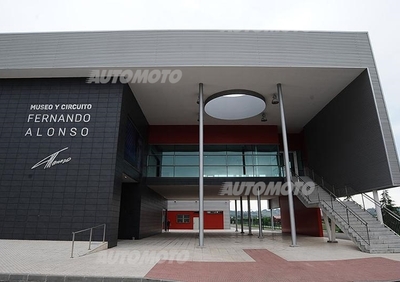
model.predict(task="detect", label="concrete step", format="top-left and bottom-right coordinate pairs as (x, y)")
top-left (332, 217), bottom-right (377, 226)
top-left (369, 240), bottom-right (400, 245)
top-left (346, 231), bottom-right (398, 241)
top-left (333, 215), bottom-right (378, 222)
top-left (333, 214), bottom-right (377, 223)
top-left (369, 247), bottom-right (400, 253)
top-left (346, 223), bottom-right (382, 228)
top-left (300, 179), bottom-right (400, 253)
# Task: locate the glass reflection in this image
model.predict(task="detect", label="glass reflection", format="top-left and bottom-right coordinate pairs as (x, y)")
top-left (147, 145), bottom-right (281, 177)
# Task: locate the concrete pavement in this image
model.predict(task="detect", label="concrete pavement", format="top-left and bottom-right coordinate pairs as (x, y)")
top-left (1, 229), bottom-right (400, 281)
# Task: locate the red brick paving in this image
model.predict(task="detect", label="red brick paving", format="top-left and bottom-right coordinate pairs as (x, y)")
top-left (145, 249), bottom-right (400, 282)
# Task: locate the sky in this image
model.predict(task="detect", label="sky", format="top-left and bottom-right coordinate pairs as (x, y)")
top-left (0, 0), bottom-right (399, 210)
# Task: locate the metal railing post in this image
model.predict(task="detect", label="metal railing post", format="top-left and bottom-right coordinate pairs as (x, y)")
top-left (361, 194), bottom-right (366, 211)
top-left (70, 224), bottom-right (107, 258)
top-left (71, 233), bottom-right (76, 258)
top-left (103, 224), bottom-right (106, 242)
top-left (88, 228), bottom-right (93, 250)
top-left (303, 167), bottom-right (388, 246)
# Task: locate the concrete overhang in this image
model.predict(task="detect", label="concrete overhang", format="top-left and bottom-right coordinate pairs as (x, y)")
top-left (0, 66), bottom-right (364, 133)
top-left (148, 184), bottom-right (279, 201)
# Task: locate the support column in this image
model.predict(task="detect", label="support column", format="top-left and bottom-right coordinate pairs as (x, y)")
top-left (323, 212), bottom-right (332, 241)
top-left (257, 189), bottom-right (263, 238)
top-left (373, 190), bottom-right (383, 224)
top-left (329, 218), bottom-right (337, 243)
top-left (235, 200), bottom-right (238, 232)
top-left (323, 211), bottom-right (338, 243)
top-left (269, 199), bottom-right (274, 230)
top-left (240, 196), bottom-right (244, 233)
top-left (247, 195), bottom-right (253, 235)
top-left (277, 83), bottom-right (297, 247)
top-left (198, 83), bottom-right (204, 247)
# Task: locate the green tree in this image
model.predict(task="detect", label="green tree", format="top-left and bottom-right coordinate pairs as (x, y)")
top-left (380, 190), bottom-right (398, 214)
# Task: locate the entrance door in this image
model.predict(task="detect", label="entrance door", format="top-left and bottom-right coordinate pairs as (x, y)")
top-left (193, 217), bottom-right (199, 230)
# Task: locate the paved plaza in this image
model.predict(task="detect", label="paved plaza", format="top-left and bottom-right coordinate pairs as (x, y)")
top-left (1, 230), bottom-right (400, 281)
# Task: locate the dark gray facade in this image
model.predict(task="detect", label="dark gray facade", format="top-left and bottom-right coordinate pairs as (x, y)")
top-left (304, 70), bottom-right (393, 195)
top-left (116, 83), bottom-right (167, 240)
top-left (0, 78), bottom-right (166, 246)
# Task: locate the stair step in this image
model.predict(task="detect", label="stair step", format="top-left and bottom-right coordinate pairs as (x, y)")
top-left (297, 178), bottom-right (400, 254)
top-left (369, 247), bottom-right (400, 253)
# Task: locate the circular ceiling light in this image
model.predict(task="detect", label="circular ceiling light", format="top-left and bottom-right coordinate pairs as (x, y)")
top-left (205, 89), bottom-right (266, 120)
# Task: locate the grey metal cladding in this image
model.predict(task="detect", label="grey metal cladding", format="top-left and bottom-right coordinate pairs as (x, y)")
top-left (0, 30), bottom-right (399, 185)
top-left (304, 70), bottom-right (392, 195)
top-left (0, 31), bottom-right (376, 68)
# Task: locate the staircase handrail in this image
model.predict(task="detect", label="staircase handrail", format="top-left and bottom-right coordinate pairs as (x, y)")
top-left (71, 223), bottom-right (106, 258)
top-left (296, 169), bottom-right (370, 246)
top-left (343, 185), bottom-right (400, 236)
top-left (346, 186), bottom-right (400, 221)
top-left (320, 199), bottom-right (371, 247)
top-left (300, 170), bottom-right (371, 224)
top-left (295, 173), bottom-right (370, 228)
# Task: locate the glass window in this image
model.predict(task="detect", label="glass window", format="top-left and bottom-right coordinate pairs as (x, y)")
top-left (204, 166), bottom-right (227, 177)
top-left (147, 165), bottom-right (158, 177)
top-left (177, 214), bottom-right (190, 223)
top-left (254, 155), bottom-right (277, 165)
top-left (227, 155), bottom-right (242, 166)
top-left (162, 155), bottom-right (174, 165)
top-left (204, 155), bottom-right (226, 165)
top-left (255, 166), bottom-right (280, 177)
top-left (175, 166), bottom-right (199, 177)
top-left (175, 155), bottom-right (199, 165)
top-left (244, 154), bottom-right (254, 165)
top-left (175, 151), bottom-right (198, 156)
top-left (124, 119), bottom-right (143, 170)
top-left (161, 166), bottom-right (174, 177)
top-left (244, 166), bottom-right (254, 177)
top-left (147, 145), bottom-right (280, 178)
top-left (228, 166), bottom-right (243, 177)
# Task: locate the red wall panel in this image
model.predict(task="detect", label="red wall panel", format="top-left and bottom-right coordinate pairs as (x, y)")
top-left (279, 196), bottom-right (323, 237)
top-left (204, 212), bottom-right (224, 229)
top-left (167, 210), bottom-right (224, 229)
top-left (278, 132), bottom-right (306, 152)
top-left (149, 125), bottom-right (279, 144)
top-left (167, 211), bottom-right (196, 229)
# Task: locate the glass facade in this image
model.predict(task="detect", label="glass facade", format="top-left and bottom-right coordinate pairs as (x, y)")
top-left (147, 145), bottom-right (281, 177)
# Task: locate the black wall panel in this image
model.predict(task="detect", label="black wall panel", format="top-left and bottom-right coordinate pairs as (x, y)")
top-left (0, 78), bottom-right (173, 245)
top-left (116, 85), bottom-right (167, 240)
top-left (304, 70), bottom-right (392, 195)
top-left (118, 183), bottom-right (141, 239)
top-left (0, 78), bottom-right (124, 244)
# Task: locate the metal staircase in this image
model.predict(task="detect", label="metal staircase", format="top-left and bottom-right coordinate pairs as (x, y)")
top-left (294, 169), bottom-right (400, 253)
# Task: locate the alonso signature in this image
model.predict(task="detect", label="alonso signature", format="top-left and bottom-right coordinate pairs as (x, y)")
top-left (31, 147), bottom-right (71, 170)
